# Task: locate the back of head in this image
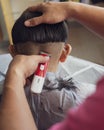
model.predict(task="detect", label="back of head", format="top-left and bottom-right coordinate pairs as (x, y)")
top-left (11, 10), bottom-right (69, 72)
top-left (12, 11), bottom-right (68, 45)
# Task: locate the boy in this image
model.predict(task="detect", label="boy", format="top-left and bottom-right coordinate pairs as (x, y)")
top-left (10, 10), bottom-right (83, 130)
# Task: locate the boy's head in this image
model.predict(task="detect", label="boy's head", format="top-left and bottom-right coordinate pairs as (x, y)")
top-left (10, 10), bottom-right (71, 72)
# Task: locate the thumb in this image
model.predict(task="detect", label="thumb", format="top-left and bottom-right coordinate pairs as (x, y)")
top-left (36, 55), bottom-right (50, 63)
top-left (24, 16), bottom-right (44, 27)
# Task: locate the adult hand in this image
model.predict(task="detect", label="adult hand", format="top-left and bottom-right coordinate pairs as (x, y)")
top-left (6, 55), bottom-right (49, 86)
top-left (1, 55), bottom-right (47, 130)
top-left (25, 2), bottom-right (73, 26)
top-left (24, 1), bottom-right (104, 39)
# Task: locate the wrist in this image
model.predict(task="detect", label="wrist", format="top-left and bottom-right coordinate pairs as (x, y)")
top-left (66, 1), bottom-right (81, 20)
top-left (4, 66), bottom-right (26, 90)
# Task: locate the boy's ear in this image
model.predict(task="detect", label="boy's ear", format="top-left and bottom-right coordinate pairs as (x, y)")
top-left (9, 45), bottom-right (17, 57)
top-left (59, 43), bottom-right (72, 62)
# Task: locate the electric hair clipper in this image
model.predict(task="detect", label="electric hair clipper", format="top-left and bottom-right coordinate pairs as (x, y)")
top-left (31, 52), bottom-right (50, 93)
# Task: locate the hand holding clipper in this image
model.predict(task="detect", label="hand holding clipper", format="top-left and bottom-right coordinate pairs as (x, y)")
top-left (31, 52), bottom-right (50, 93)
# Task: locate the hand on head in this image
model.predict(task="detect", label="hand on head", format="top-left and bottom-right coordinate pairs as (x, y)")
top-left (24, 2), bottom-right (70, 26)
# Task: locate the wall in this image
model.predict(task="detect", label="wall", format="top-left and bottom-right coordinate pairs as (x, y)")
top-left (10, 0), bottom-right (43, 20)
top-left (0, 0), bottom-right (43, 44)
top-left (0, 5), bottom-right (8, 41)
top-left (68, 22), bottom-right (104, 65)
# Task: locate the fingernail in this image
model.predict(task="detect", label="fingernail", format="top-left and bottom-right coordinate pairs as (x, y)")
top-left (45, 56), bottom-right (50, 60)
top-left (25, 21), bottom-right (30, 26)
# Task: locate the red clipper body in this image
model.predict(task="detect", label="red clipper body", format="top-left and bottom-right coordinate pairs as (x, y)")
top-left (31, 52), bottom-right (49, 93)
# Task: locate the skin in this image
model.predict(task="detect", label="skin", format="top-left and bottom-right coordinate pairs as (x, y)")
top-left (0, 42), bottom-right (70, 130)
top-left (0, 1), bottom-right (104, 130)
top-left (9, 42), bottom-right (71, 72)
top-left (0, 55), bottom-right (49, 130)
top-left (25, 1), bottom-right (104, 39)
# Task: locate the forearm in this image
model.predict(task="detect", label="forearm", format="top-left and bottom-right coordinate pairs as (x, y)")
top-left (67, 2), bottom-right (104, 38)
top-left (0, 55), bottom-right (49, 130)
top-left (0, 69), bottom-right (37, 130)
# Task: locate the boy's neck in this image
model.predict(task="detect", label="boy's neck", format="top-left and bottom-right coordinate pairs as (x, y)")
top-left (47, 62), bottom-right (59, 72)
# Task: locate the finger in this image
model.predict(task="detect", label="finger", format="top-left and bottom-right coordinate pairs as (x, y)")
top-left (36, 55), bottom-right (50, 63)
top-left (24, 16), bottom-right (44, 26)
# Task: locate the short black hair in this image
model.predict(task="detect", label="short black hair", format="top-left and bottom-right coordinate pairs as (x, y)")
top-left (12, 11), bottom-right (68, 44)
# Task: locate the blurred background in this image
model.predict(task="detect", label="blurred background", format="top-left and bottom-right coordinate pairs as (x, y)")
top-left (0, 0), bottom-right (104, 65)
